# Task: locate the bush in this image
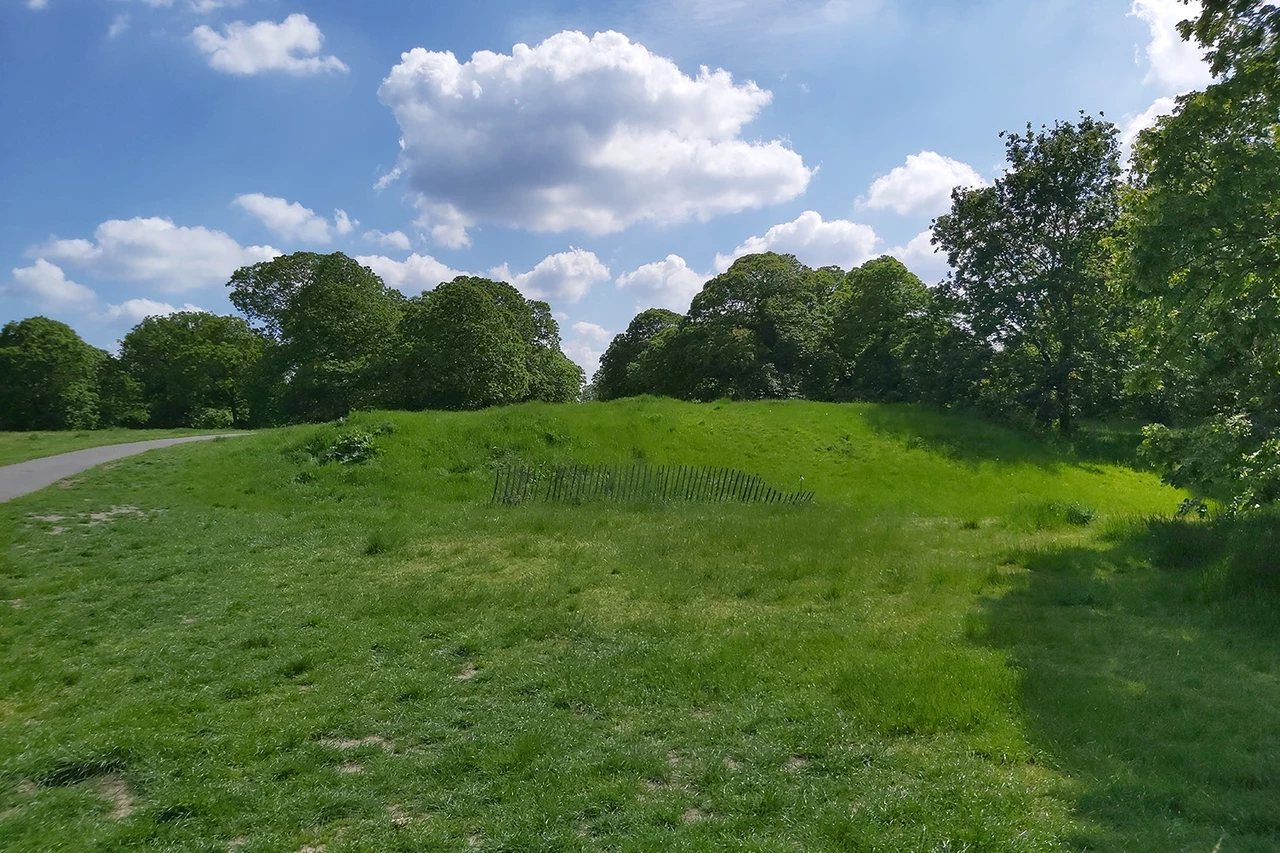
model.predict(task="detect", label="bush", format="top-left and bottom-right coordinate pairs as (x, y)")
top-left (190, 407), bottom-right (234, 430)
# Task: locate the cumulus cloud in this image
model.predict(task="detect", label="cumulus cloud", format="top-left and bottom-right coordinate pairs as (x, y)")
top-left (860, 151), bottom-right (987, 217)
top-left (355, 253), bottom-right (466, 295)
top-left (1121, 95), bottom-right (1180, 151)
top-left (378, 30), bottom-right (812, 244)
top-left (363, 230), bottom-right (412, 251)
top-left (616, 254), bottom-right (707, 312)
top-left (34, 217), bottom-right (279, 292)
top-left (190, 0), bottom-right (244, 12)
top-left (715, 210), bottom-right (879, 273)
top-left (887, 229), bottom-right (948, 284)
top-left (26, 0), bottom-right (48, 10)
top-left (562, 321), bottom-right (615, 377)
top-left (1130, 0), bottom-right (1212, 92)
top-left (6, 260), bottom-right (97, 310)
top-left (490, 249), bottom-right (612, 304)
top-left (191, 14), bottom-right (349, 76)
top-left (108, 14), bottom-right (130, 39)
top-left (413, 200), bottom-right (473, 250)
top-left (97, 298), bottom-right (203, 324)
top-left (234, 193), bottom-right (354, 243)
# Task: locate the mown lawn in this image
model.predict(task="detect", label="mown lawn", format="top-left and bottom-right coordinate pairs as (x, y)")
top-left (0, 399), bottom-right (1275, 852)
top-left (0, 429), bottom-right (226, 468)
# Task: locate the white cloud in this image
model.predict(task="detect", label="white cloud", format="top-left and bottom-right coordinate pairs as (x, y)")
top-left (378, 30), bottom-right (812, 243)
top-left (860, 151), bottom-right (987, 217)
top-left (108, 14), bottom-right (130, 39)
top-left (489, 248), bottom-right (611, 304)
top-left (363, 230), bottom-right (412, 251)
top-left (887, 229), bottom-right (948, 284)
top-left (616, 254), bottom-right (707, 312)
top-left (190, 0), bottom-right (243, 12)
top-left (1130, 0), bottom-right (1212, 92)
top-left (26, 0), bottom-right (48, 10)
top-left (356, 253), bottom-right (465, 295)
top-left (191, 14), bottom-right (349, 76)
top-left (562, 321), bottom-right (615, 377)
top-left (413, 199), bottom-right (473, 249)
top-left (1121, 95), bottom-right (1180, 152)
top-left (34, 217), bottom-right (279, 292)
top-left (715, 210), bottom-right (879, 272)
top-left (6, 260), bottom-right (97, 310)
top-left (233, 193), bottom-right (354, 243)
top-left (97, 298), bottom-right (203, 325)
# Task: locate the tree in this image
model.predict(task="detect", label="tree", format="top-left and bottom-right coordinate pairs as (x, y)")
top-left (118, 312), bottom-right (263, 428)
top-left (1121, 0), bottom-right (1280, 506)
top-left (933, 113), bottom-right (1124, 433)
top-left (0, 317), bottom-right (103, 430)
top-left (227, 252), bottom-right (403, 422)
top-left (831, 256), bottom-right (935, 402)
top-left (397, 277), bottom-right (533, 410)
top-left (671, 253), bottom-right (837, 401)
top-left (595, 308), bottom-right (683, 400)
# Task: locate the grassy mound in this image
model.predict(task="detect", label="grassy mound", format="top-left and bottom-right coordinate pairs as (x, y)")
top-left (1, 400), bottom-right (1276, 852)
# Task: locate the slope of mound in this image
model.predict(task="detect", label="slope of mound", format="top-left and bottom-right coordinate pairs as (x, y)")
top-left (3, 400), bottom-right (1275, 852)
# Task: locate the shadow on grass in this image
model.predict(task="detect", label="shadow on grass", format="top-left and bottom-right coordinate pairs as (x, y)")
top-left (984, 513), bottom-right (1280, 852)
top-left (863, 406), bottom-right (1151, 471)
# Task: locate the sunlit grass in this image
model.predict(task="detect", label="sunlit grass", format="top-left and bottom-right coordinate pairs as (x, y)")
top-left (0, 428), bottom-right (222, 468)
top-left (1, 400), bottom-right (1272, 851)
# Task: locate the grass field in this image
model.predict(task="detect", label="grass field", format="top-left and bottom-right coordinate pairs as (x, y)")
top-left (0, 428), bottom-right (225, 468)
top-left (0, 399), bottom-right (1276, 852)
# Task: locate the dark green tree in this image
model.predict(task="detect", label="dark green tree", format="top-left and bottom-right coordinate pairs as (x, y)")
top-left (1121, 0), bottom-right (1280, 506)
top-left (97, 354), bottom-right (149, 428)
top-left (831, 256), bottom-right (935, 402)
top-left (595, 308), bottom-right (683, 400)
top-left (227, 252), bottom-right (403, 422)
top-left (397, 277), bottom-right (534, 410)
top-left (118, 312), bottom-right (263, 428)
top-left (933, 113), bottom-right (1124, 433)
top-left (0, 316), bottom-right (103, 430)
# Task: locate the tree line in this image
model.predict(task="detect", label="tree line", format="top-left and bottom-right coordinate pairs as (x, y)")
top-left (2, 2), bottom-right (1277, 507)
top-left (0, 253), bottom-right (583, 432)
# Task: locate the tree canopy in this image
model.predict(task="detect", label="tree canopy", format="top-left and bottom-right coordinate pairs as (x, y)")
top-left (0, 317), bottom-right (103, 431)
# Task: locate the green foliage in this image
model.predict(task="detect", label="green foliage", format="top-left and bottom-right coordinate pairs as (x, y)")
top-left (117, 312), bottom-right (262, 428)
top-left (934, 113), bottom-right (1125, 434)
top-left (95, 355), bottom-right (149, 428)
top-left (1142, 416), bottom-right (1280, 512)
top-left (595, 308), bottom-right (682, 400)
top-left (0, 316), bottom-right (103, 431)
top-left (228, 252), bottom-right (403, 423)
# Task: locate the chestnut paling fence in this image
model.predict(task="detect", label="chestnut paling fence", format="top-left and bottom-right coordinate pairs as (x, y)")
top-left (491, 464), bottom-right (814, 506)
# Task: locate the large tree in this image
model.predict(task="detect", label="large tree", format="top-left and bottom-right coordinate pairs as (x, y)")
top-left (227, 252), bottom-right (403, 422)
top-left (118, 312), bottom-right (263, 428)
top-left (0, 317), bottom-right (103, 431)
top-left (933, 113), bottom-right (1124, 433)
top-left (667, 253), bottom-right (839, 401)
top-left (595, 308), bottom-right (683, 400)
top-left (831, 256), bottom-right (936, 402)
top-left (396, 277), bottom-right (535, 411)
top-left (1122, 0), bottom-right (1280, 506)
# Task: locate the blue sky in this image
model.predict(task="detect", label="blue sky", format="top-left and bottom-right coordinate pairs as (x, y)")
top-left (1, 0), bottom-right (1212, 375)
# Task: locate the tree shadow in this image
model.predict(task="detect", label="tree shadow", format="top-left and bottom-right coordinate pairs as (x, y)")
top-left (982, 513), bottom-right (1280, 851)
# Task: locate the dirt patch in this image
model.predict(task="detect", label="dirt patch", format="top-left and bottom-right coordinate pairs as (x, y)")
top-left (30, 514), bottom-right (65, 522)
top-left (96, 774), bottom-right (135, 820)
top-left (337, 762), bottom-right (364, 775)
top-left (455, 663), bottom-right (479, 681)
top-left (682, 808), bottom-right (704, 823)
top-left (88, 506), bottom-right (146, 524)
top-left (227, 839), bottom-right (247, 851)
top-left (722, 756), bottom-right (740, 770)
top-left (7, 599), bottom-right (22, 609)
top-left (784, 756), bottom-right (808, 772)
top-left (58, 479), bottom-right (83, 489)
top-left (320, 736), bottom-right (394, 753)
top-left (388, 805), bottom-right (415, 828)
top-left (467, 833), bottom-right (483, 848)
top-left (48, 527), bottom-right (66, 536)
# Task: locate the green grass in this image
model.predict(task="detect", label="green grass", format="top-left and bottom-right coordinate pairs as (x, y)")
top-left (0, 428), bottom-right (227, 467)
top-left (0, 399), bottom-right (1275, 851)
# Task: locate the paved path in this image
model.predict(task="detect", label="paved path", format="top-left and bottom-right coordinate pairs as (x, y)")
top-left (0, 435), bottom-right (246, 502)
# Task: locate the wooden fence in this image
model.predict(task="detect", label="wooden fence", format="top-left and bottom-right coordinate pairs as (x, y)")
top-left (491, 464), bottom-right (814, 506)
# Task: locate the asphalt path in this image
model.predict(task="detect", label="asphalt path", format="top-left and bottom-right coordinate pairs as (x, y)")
top-left (0, 435), bottom-right (246, 502)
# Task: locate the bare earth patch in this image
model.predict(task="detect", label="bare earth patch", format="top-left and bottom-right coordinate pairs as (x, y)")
top-left (320, 736), bottom-right (395, 753)
top-left (96, 774), bottom-right (136, 820)
top-left (337, 762), bottom-right (364, 775)
top-left (455, 663), bottom-right (479, 681)
top-left (784, 756), bottom-right (808, 772)
top-left (682, 808), bottom-right (705, 823)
